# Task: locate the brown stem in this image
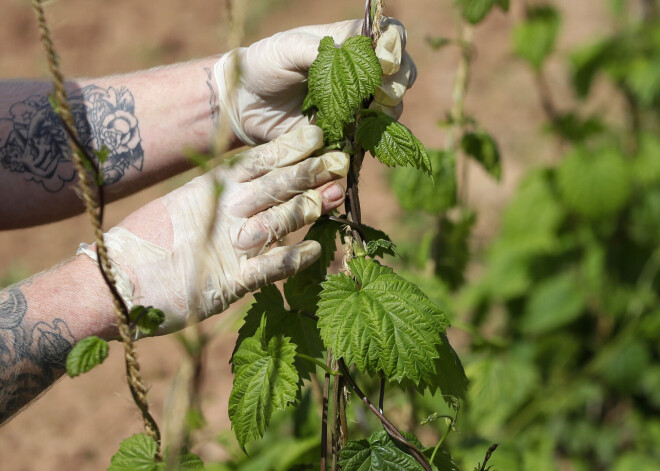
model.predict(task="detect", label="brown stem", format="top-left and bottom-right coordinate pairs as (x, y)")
top-left (337, 360), bottom-right (432, 471)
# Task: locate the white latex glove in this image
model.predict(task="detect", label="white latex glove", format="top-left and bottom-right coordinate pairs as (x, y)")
top-left (79, 126), bottom-right (348, 336)
top-left (215, 17), bottom-right (417, 145)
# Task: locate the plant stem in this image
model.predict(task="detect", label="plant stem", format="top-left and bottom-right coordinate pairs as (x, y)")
top-left (297, 353), bottom-right (340, 376)
top-left (379, 378), bottom-right (386, 414)
top-left (479, 444), bottom-right (500, 471)
top-left (321, 351), bottom-right (332, 471)
top-left (337, 360), bottom-right (432, 471)
top-left (429, 415), bottom-right (455, 465)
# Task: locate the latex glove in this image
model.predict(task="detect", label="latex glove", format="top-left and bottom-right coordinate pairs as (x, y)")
top-left (215, 17), bottom-right (417, 145)
top-left (78, 125), bottom-right (348, 336)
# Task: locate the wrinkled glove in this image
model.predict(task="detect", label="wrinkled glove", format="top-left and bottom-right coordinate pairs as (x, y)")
top-left (215, 17), bottom-right (417, 145)
top-left (79, 125), bottom-right (348, 336)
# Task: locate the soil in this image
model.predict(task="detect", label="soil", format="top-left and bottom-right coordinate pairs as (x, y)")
top-left (0, 0), bottom-right (611, 469)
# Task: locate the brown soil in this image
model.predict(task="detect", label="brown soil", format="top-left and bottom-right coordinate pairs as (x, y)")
top-left (0, 0), bottom-right (610, 469)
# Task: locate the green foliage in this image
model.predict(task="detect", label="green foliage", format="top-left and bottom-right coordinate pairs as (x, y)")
top-left (235, 285), bottom-right (323, 381)
top-left (66, 336), bottom-right (108, 378)
top-left (108, 434), bottom-right (203, 471)
top-left (460, 132), bottom-right (501, 180)
top-left (512, 5), bottom-right (561, 70)
top-left (391, 150), bottom-right (457, 213)
top-left (356, 110), bottom-right (432, 174)
top-left (455, 0), bottom-right (509, 24)
top-left (556, 146), bottom-right (630, 219)
top-left (129, 305), bottom-right (166, 336)
top-left (229, 317), bottom-right (299, 450)
top-left (306, 35), bottom-right (382, 143)
top-left (317, 257), bottom-right (449, 385)
top-left (338, 430), bottom-right (427, 470)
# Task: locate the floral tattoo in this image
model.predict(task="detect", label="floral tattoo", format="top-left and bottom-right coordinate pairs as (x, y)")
top-left (0, 85), bottom-right (143, 192)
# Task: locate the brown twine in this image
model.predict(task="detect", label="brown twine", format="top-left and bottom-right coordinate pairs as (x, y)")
top-left (30, 0), bottom-right (161, 454)
top-left (372, 0), bottom-right (385, 43)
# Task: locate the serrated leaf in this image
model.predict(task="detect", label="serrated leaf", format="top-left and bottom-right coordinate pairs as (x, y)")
top-left (317, 258), bottom-right (449, 384)
top-left (108, 434), bottom-right (159, 471)
top-left (392, 149), bottom-right (457, 214)
top-left (66, 336), bottom-right (108, 378)
top-left (456, 0), bottom-right (509, 24)
top-left (338, 430), bottom-right (426, 471)
top-left (356, 110), bottom-right (431, 174)
top-left (229, 325), bottom-right (299, 449)
top-left (307, 35), bottom-right (382, 144)
top-left (284, 217), bottom-right (342, 313)
top-left (557, 146), bottom-right (630, 219)
top-left (461, 131), bottom-right (501, 180)
top-left (235, 285), bottom-right (323, 381)
top-left (512, 5), bottom-right (561, 69)
top-left (366, 239), bottom-right (397, 258)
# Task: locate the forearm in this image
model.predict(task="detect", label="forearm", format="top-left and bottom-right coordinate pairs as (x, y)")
top-left (0, 255), bottom-right (116, 424)
top-left (0, 56), bottom-right (239, 229)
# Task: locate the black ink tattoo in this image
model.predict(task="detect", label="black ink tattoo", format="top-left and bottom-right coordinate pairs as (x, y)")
top-left (0, 287), bottom-right (75, 423)
top-left (205, 67), bottom-right (219, 127)
top-left (0, 85), bottom-right (144, 192)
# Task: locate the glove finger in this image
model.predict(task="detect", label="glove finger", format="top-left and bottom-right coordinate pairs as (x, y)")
top-left (369, 101), bottom-right (404, 120)
top-left (236, 240), bottom-right (322, 298)
top-left (375, 18), bottom-right (407, 75)
top-left (373, 51), bottom-right (416, 107)
top-left (228, 151), bottom-right (350, 218)
top-left (225, 125), bottom-right (324, 182)
top-left (235, 183), bottom-right (344, 250)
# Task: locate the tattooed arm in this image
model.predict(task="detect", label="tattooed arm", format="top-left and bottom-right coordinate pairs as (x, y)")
top-left (0, 255), bottom-right (117, 424)
top-left (0, 57), bottom-right (237, 229)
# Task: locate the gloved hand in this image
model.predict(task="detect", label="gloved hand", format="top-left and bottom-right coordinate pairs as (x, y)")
top-left (215, 17), bottom-right (417, 145)
top-left (78, 125), bottom-right (348, 336)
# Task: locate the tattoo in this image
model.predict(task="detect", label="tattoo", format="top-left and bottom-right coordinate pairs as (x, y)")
top-left (0, 287), bottom-right (75, 423)
top-left (205, 67), bottom-right (219, 126)
top-left (0, 85), bottom-right (144, 192)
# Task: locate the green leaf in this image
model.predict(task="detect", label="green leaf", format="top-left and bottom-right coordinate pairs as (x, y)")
top-left (236, 285), bottom-right (323, 381)
top-left (461, 131), bottom-right (501, 180)
top-left (108, 434), bottom-right (159, 471)
top-left (426, 36), bottom-right (452, 50)
top-left (317, 258), bottom-right (449, 384)
top-left (570, 39), bottom-right (613, 98)
top-left (338, 430), bottom-right (426, 471)
top-left (129, 305), bottom-right (166, 336)
top-left (466, 353), bottom-right (539, 436)
top-left (456, 0), bottom-right (509, 24)
top-left (66, 336), bottom-right (109, 378)
top-left (512, 5), bottom-right (561, 69)
top-left (307, 35), bottom-right (382, 144)
top-left (284, 217), bottom-right (342, 313)
top-left (356, 110), bottom-right (431, 174)
top-left (391, 150), bottom-right (457, 214)
top-left (229, 323), bottom-right (299, 449)
top-left (557, 146), bottom-right (630, 219)
top-left (521, 272), bottom-right (586, 334)
top-left (361, 224), bottom-right (397, 259)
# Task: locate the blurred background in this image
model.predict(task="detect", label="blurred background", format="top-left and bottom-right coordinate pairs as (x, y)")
top-left (1, 0), bottom-right (659, 470)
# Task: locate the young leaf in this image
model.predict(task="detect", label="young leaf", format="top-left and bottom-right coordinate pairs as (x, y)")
top-left (66, 336), bottom-right (109, 378)
top-left (108, 433), bottom-right (159, 471)
top-left (392, 150), bottom-right (457, 214)
top-left (235, 285), bottom-right (323, 381)
top-left (338, 430), bottom-right (426, 471)
top-left (307, 35), bottom-right (382, 144)
top-left (229, 324), bottom-right (299, 449)
top-left (456, 0), bottom-right (509, 24)
top-left (460, 131), bottom-right (501, 180)
top-left (129, 305), bottom-right (165, 336)
top-left (317, 258), bottom-right (449, 385)
top-left (512, 5), bottom-right (561, 70)
top-left (360, 224), bottom-right (397, 259)
top-left (356, 110), bottom-right (431, 174)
